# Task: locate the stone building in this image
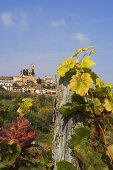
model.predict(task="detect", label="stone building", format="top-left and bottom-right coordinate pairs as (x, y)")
top-left (0, 77), bottom-right (13, 86)
top-left (13, 75), bottom-right (38, 86)
top-left (20, 64), bottom-right (35, 76)
top-left (42, 75), bottom-right (56, 88)
top-left (13, 64), bottom-right (38, 86)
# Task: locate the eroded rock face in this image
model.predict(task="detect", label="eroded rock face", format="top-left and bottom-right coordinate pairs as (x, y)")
top-left (53, 76), bottom-right (83, 169)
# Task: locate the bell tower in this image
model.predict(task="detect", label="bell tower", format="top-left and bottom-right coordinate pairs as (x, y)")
top-left (31, 63), bottom-right (35, 76)
top-left (31, 63), bottom-right (35, 70)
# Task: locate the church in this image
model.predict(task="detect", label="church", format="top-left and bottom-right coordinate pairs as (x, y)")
top-left (20, 63), bottom-right (35, 76)
top-left (13, 64), bottom-right (39, 86)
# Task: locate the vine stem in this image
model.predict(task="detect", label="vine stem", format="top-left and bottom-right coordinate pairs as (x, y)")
top-left (80, 52), bottom-right (87, 62)
top-left (97, 121), bottom-right (113, 164)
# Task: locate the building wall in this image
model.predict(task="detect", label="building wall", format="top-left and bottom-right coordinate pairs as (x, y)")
top-left (0, 77), bottom-right (13, 86)
top-left (13, 76), bottom-right (38, 86)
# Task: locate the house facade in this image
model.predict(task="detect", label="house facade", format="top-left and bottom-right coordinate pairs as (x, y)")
top-left (0, 77), bottom-right (13, 86)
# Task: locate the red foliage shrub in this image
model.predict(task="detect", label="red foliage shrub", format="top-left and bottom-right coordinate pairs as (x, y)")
top-left (0, 118), bottom-right (36, 148)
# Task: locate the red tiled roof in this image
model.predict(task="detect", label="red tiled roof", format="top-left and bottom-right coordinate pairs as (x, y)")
top-left (0, 77), bottom-right (13, 80)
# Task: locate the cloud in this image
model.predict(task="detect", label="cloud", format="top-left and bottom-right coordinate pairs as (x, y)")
top-left (50, 18), bottom-right (66, 27)
top-left (1, 11), bottom-right (29, 30)
top-left (74, 33), bottom-right (89, 43)
top-left (18, 12), bottom-right (29, 30)
top-left (1, 12), bottom-right (15, 27)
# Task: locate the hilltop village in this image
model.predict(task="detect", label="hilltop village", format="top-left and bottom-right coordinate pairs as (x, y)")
top-left (0, 64), bottom-right (56, 95)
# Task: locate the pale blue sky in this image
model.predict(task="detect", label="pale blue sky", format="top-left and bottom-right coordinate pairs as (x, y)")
top-left (0, 0), bottom-right (113, 83)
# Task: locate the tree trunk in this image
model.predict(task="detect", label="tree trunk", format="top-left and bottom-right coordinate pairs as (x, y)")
top-left (53, 76), bottom-right (83, 169)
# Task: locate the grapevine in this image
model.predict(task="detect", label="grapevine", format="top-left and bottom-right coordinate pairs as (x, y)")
top-left (57, 46), bottom-right (113, 169)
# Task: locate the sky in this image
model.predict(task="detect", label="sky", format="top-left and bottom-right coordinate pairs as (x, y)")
top-left (0, 0), bottom-right (113, 83)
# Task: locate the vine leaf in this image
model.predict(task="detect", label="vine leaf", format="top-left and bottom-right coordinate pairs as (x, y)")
top-left (56, 160), bottom-right (76, 170)
top-left (75, 144), bottom-right (109, 170)
top-left (59, 103), bottom-right (85, 118)
top-left (69, 126), bottom-right (91, 149)
top-left (59, 95), bottom-right (86, 118)
top-left (93, 98), bottom-right (101, 115)
top-left (104, 99), bottom-right (113, 112)
top-left (107, 145), bottom-right (113, 160)
top-left (81, 56), bottom-right (96, 69)
top-left (70, 73), bottom-right (93, 97)
top-left (96, 78), bottom-right (104, 88)
top-left (93, 98), bottom-right (101, 107)
top-left (103, 83), bottom-right (113, 89)
top-left (57, 56), bottom-right (75, 77)
top-left (91, 49), bottom-right (96, 54)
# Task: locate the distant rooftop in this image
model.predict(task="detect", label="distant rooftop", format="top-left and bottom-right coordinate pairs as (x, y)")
top-left (0, 77), bottom-right (13, 80)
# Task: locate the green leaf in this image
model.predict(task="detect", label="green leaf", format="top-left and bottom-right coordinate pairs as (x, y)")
top-left (93, 98), bottom-right (101, 107)
top-left (94, 87), bottom-right (109, 98)
top-left (75, 143), bottom-right (109, 170)
top-left (94, 106), bottom-right (100, 115)
top-left (59, 95), bottom-right (86, 118)
top-left (107, 144), bottom-right (113, 160)
top-left (56, 160), bottom-right (76, 170)
top-left (69, 126), bottom-right (91, 149)
top-left (70, 73), bottom-right (93, 97)
top-left (81, 56), bottom-right (96, 69)
top-left (47, 162), bottom-right (54, 168)
top-left (59, 102), bottom-right (85, 118)
top-left (71, 94), bottom-right (85, 103)
top-left (17, 144), bottom-right (21, 152)
top-left (57, 56), bottom-right (75, 77)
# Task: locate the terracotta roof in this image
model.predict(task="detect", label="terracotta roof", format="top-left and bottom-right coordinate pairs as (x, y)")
top-left (0, 77), bottom-right (13, 80)
top-left (2, 85), bottom-right (12, 87)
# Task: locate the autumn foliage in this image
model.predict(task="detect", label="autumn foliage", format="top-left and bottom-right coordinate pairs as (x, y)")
top-left (0, 118), bottom-right (36, 148)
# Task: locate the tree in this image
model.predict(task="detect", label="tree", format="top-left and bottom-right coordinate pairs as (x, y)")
top-left (37, 78), bottom-right (42, 84)
top-left (0, 90), bottom-right (54, 169)
top-left (31, 69), bottom-right (35, 76)
top-left (23, 69), bottom-right (28, 76)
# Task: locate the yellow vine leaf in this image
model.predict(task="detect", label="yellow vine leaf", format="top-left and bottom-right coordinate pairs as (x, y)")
top-left (103, 83), bottom-right (113, 89)
top-left (104, 99), bottom-right (113, 112)
top-left (81, 56), bottom-right (96, 69)
top-left (76, 46), bottom-right (93, 53)
top-left (57, 56), bottom-right (75, 77)
top-left (70, 73), bottom-right (93, 96)
top-left (76, 59), bottom-right (81, 64)
top-left (92, 49), bottom-right (96, 54)
top-left (96, 78), bottom-right (103, 87)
